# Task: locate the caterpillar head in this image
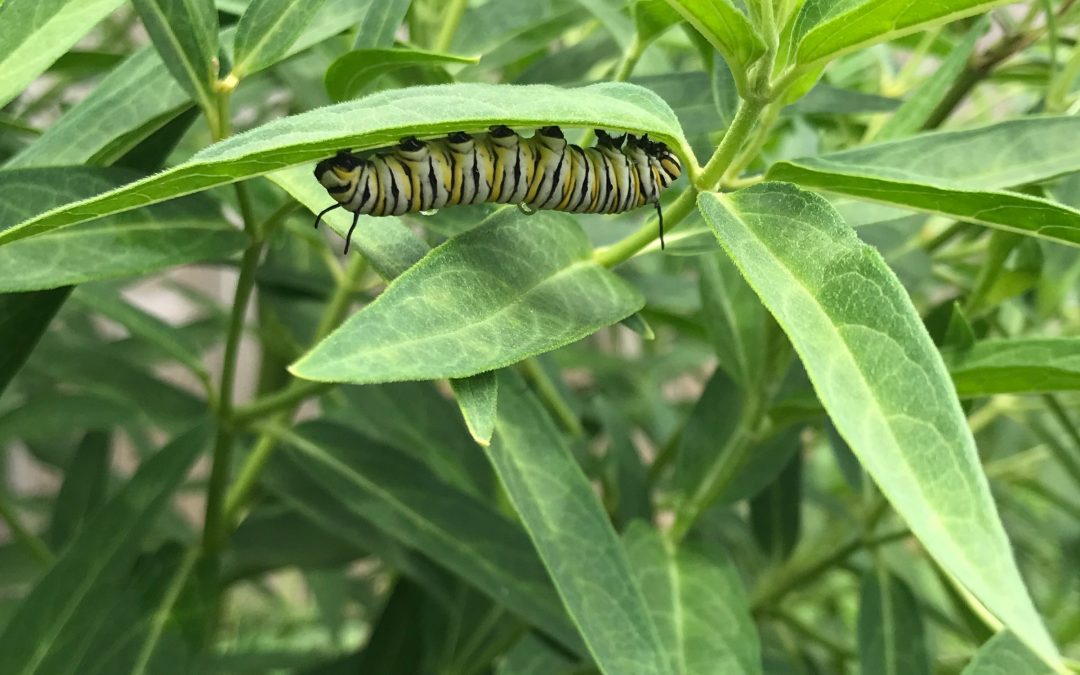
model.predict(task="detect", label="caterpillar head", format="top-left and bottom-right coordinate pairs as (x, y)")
top-left (315, 150), bottom-right (365, 203)
top-left (637, 135), bottom-right (682, 183)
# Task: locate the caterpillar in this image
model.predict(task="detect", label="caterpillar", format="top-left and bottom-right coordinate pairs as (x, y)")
top-left (312, 125), bottom-right (682, 253)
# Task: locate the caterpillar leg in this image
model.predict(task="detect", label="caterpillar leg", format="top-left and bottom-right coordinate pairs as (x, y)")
top-left (656, 201), bottom-right (665, 250)
top-left (344, 211), bottom-right (360, 254)
top-left (313, 203), bottom-right (342, 230)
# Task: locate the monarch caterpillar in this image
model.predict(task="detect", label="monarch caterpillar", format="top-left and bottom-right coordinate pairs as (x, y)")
top-left (312, 125), bottom-right (682, 253)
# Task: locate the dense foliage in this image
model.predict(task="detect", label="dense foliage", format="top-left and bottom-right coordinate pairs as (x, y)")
top-left (1, 0), bottom-right (1079, 673)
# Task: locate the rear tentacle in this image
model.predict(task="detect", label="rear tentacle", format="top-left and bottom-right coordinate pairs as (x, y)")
top-left (313, 203), bottom-right (342, 230)
top-left (343, 211), bottom-right (360, 254)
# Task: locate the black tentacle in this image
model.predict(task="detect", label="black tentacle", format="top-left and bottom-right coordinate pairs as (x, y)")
top-left (344, 211), bottom-right (360, 254)
top-left (314, 203), bottom-right (342, 230)
top-left (655, 200), bottom-right (665, 250)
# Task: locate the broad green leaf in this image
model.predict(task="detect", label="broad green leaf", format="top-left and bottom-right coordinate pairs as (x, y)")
top-left (0, 426), bottom-right (207, 675)
top-left (769, 117), bottom-right (1080, 247)
top-left (749, 451), bottom-right (801, 561)
top-left (267, 165), bottom-right (429, 281)
top-left (496, 633), bottom-right (577, 675)
top-left (450, 372), bottom-right (499, 446)
top-left (0, 289), bottom-right (69, 397)
top-left (325, 48), bottom-right (479, 102)
top-left (0, 168), bottom-right (244, 292)
top-left (353, 0), bottom-right (412, 48)
top-left (271, 421), bottom-right (582, 652)
top-left (858, 569), bottom-right (930, 675)
top-left (132, 0), bottom-right (220, 118)
top-left (596, 398), bottom-right (652, 527)
top-left (944, 339), bottom-right (1080, 397)
top-left (698, 183), bottom-right (1061, 669)
top-left (0, 82), bottom-right (687, 245)
top-left (875, 17), bottom-right (987, 140)
top-left (7, 0), bottom-right (382, 169)
top-left (572, 0), bottom-right (634, 49)
top-left (48, 431), bottom-right (110, 550)
top-left (232, 0), bottom-right (327, 77)
top-left (623, 523), bottom-right (762, 675)
top-left (291, 209), bottom-right (645, 383)
top-left (489, 372), bottom-right (670, 675)
top-left (790, 83), bottom-right (899, 115)
top-left (790, 0), bottom-right (1011, 67)
top-left (664, 0), bottom-right (765, 75)
top-left (697, 252), bottom-right (764, 389)
top-left (962, 632), bottom-right (1053, 675)
top-left (0, 0), bottom-right (126, 108)
top-left (674, 368), bottom-right (744, 499)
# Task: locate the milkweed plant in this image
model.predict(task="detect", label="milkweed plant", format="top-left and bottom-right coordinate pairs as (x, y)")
top-left (1, 0), bottom-right (1079, 673)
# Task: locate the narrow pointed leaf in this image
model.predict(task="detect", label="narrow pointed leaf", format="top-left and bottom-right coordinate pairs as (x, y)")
top-left (664, 0), bottom-right (765, 74)
top-left (0, 289), bottom-right (70, 397)
top-left (962, 632), bottom-right (1053, 675)
top-left (624, 523), bottom-right (762, 675)
top-left (132, 0), bottom-right (219, 116)
top-left (790, 0), bottom-right (1011, 67)
top-left (489, 373), bottom-right (670, 675)
top-left (450, 372), bottom-right (499, 446)
top-left (858, 569), bottom-right (930, 675)
top-left (325, 48), bottom-right (479, 102)
top-left (232, 0), bottom-right (327, 77)
top-left (0, 82), bottom-right (687, 245)
top-left (352, 0), bottom-right (412, 48)
top-left (944, 339), bottom-right (1080, 397)
top-left (0, 0), bottom-right (126, 108)
top-left (0, 426), bottom-right (208, 675)
top-left (698, 183), bottom-right (1061, 669)
top-left (769, 117), bottom-right (1080, 247)
top-left (271, 421), bottom-right (581, 652)
top-left (291, 210), bottom-right (645, 383)
top-left (48, 431), bottom-right (110, 550)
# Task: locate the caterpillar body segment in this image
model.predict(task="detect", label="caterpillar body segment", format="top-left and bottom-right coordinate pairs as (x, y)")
top-left (313, 125), bottom-right (682, 253)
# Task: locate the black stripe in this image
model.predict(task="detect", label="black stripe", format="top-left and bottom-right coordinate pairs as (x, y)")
top-left (447, 149), bottom-right (458, 206)
top-left (388, 162), bottom-right (401, 215)
top-left (398, 158), bottom-right (415, 211)
top-left (512, 144), bottom-right (522, 199)
top-left (471, 148), bottom-right (481, 204)
top-left (530, 147), bottom-right (543, 201)
top-left (359, 182), bottom-right (371, 214)
top-left (541, 144), bottom-right (567, 207)
top-left (328, 183), bottom-right (350, 194)
top-left (427, 157), bottom-right (437, 209)
top-left (601, 156), bottom-right (615, 213)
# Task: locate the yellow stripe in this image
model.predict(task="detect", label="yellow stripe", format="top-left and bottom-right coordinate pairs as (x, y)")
top-left (555, 150), bottom-right (577, 210)
top-left (588, 154), bottom-right (605, 212)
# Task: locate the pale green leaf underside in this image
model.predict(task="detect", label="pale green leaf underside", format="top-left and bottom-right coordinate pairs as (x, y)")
top-left (490, 373), bottom-right (670, 675)
top-left (0, 82), bottom-right (688, 246)
top-left (0, 0), bottom-right (126, 108)
top-left (792, 0), bottom-right (1011, 67)
top-left (624, 523), bottom-right (762, 675)
top-left (450, 372), bottom-right (499, 446)
top-left (698, 183), bottom-right (1061, 669)
top-left (943, 339), bottom-right (1080, 397)
top-left (769, 117), bottom-right (1080, 247)
top-left (290, 209), bottom-right (644, 383)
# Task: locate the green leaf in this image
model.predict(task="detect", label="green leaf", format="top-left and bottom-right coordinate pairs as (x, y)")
top-left (132, 0), bottom-right (220, 118)
top-left (48, 431), bottom-right (110, 550)
top-left (749, 451), bottom-right (801, 561)
top-left (698, 183), bottom-right (1061, 669)
top-left (0, 0), bottom-right (126, 107)
top-left (0, 289), bottom-right (70, 397)
top-left (571, 0), bottom-right (635, 49)
top-left (633, 0), bottom-right (682, 45)
top-left (489, 373), bottom-right (670, 675)
top-left (0, 426), bottom-right (208, 675)
top-left (232, 0), bottom-right (327, 77)
top-left (944, 339), bottom-right (1080, 397)
top-left (875, 17), bottom-right (987, 141)
top-left (663, 0), bottom-right (765, 78)
top-left (496, 633), bottom-right (577, 675)
top-left (270, 421), bottom-right (582, 652)
top-left (450, 372), bottom-right (499, 447)
top-left (325, 48), bottom-right (480, 102)
top-left (697, 251), bottom-right (765, 389)
top-left (857, 569), bottom-right (930, 675)
top-left (0, 168), bottom-right (244, 292)
top-left (291, 209), bottom-right (645, 383)
top-left (0, 82), bottom-right (687, 245)
top-left (353, 0), bottom-right (412, 48)
top-left (623, 523), bottom-right (762, 675)
top-left (790, 0), bottom-right (1011, 67)
top-left (674, 368), bottom-right (744, 498)
top-left (768, 117), bottom-right (1080, 247)
top-left (7, 0), bottom-right (379, 169)
top-left (962, 632), bottom-right (1054, 675)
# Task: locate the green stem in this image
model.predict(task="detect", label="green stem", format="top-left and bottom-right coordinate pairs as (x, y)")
top-left (223, 254), bottom-right (367, 525)
top-left (1049, 39), bottom-right (1080, 111)
top-left (963, 230), bottom-right (1019, 317)
top-left (612, 36), bottom-right (644, 81)
top-left (432, 0), bottom-right (469, 52)
top-left (131, 546), bottom-right (199, 675)
top-left (592, 98), bottom-right (766, 268)
top-left (519, 357), bottom-right (584, 438)
top-left (0, 494), bottom-right (52, 565)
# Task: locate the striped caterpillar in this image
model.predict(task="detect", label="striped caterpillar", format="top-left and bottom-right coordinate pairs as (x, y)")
top-left (312, 125), bottom-right (682, 252)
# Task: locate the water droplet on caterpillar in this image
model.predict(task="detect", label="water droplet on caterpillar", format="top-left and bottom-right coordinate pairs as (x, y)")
top-left (517, 202), bottom-right (537, 216)
top-left (419, 208), bottom-right (439, 216)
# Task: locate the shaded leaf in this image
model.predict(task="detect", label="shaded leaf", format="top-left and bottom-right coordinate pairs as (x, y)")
top-left (291, 209), bottom-right (644, 383)
top-left (353, 0), bottom-right (412, 49)
top-left (944, 339), bottom-right (1080, 397)
top-left (232, 0), bottom-right (327, 77)
top-left (132, 0), bottom-right (220, 117)
top-left (48, 431), bottom-right (110, 551)
top-left (624, 523), bottom-right (762, 675)
top-left (749, 450), bottom-right (801, 561)
top-left (699, 183), bottom-right (1060, 668)
top-left (962, 632), bottom-right (1054, 675)
top-left (634, 0), bottom-right (682, 45)
top-left (858, 569), bottom-right (930, 675)
top-left (0, 289), bottom-right (70, 397)
top-left (489, 372), bottom-right (670, 675)
top-left (325, 48), bottom-right (479, 102)
top-left (664, 0), bottom-right (765, 77)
